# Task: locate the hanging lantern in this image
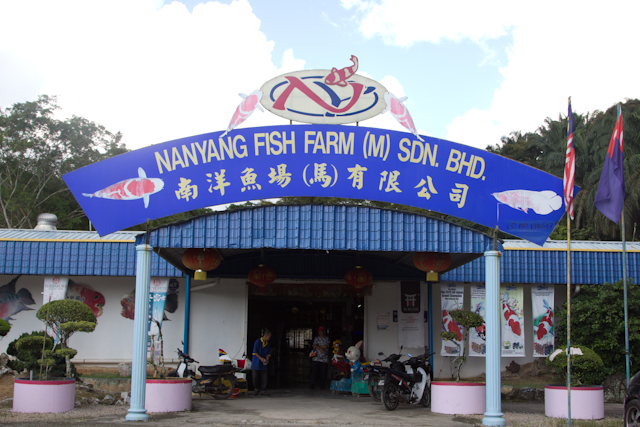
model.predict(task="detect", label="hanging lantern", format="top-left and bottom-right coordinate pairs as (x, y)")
top-left (182, 248), bottom-right (222, 281)
top-left (344, 266), bottom-right (373, 288)
top-left (413, 252), bottom-right (451, 282)
top-left (248, 264), bottom-right (276, 287)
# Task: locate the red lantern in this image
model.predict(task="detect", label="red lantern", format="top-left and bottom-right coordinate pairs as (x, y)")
top-left (344, 266), bottom-right (372, 288)
top-left (248, 264), bottom-right (277, 287)
top-left (182, 248), bottom-right (222, 280)
top-left (413, 252), bottom-right (451, 272)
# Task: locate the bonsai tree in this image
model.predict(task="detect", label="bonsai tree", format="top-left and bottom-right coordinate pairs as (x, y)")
top-left (14, 334), bottom-right (57, 379)
top-left (36, 300), bottom-right (97, 378)
top-left (0, 319), bottom-right (10, 339)
top-left (441, 309), bottom-right (484, 381)
top-left (546, 345), bottom-right (605, 386)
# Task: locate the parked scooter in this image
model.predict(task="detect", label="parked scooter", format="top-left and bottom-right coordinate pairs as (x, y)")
top-left (168, 347), bottom-right (237, 400)
top-left (364, 351), bottom-right (406, 402)
top-left (380, 348), bottom-right (434, 411)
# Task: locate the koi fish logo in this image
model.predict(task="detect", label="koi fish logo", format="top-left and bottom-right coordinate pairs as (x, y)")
top-left (442, 302), bottom-right (463, 341)
top-left (220, 90), bottom-right (264, 138)
top-left (382, 92), bottom-right (424, 142)
top-left (82, 167), bottom-right (164, 209)
top-left (324, 55), bottom-right (359, 87)
top-left (536, 299), bottom-right (553, 340)
top-left (502, 292), bottom-right (522, 336)
top-left (492, 190), bottom-right (562, 215)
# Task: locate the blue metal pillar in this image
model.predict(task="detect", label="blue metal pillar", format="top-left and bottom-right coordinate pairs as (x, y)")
top-left (126, 244), bottom-right (152, 422)
top-left (483, 250), bottom-right (505, 426)
top-left (183, 275), bottom-right (191, 354)
top-left (428, 281), bottom-right (434, 366)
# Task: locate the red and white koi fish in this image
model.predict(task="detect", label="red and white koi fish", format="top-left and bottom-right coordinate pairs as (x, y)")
top-left (474, 302), bottom-right (486, 340)
top-left (492, 190), bottom-right (562, 215)
top-left (382, 92), bottom-right (424, 142)
top-left (536, 300), bottom-right (553, 340)
top-left (220, 90), bottom-right (264, 138)
top-left (442, 308), bottom-right (463, 341)
top-left (502, 293), bottom-right (522, 336)
top-left (324, 55), bottom-right (359, 87)
top-left (66, 281), bottom-right (105, 318)
top-left (82, 167), bottom-right (164, 209)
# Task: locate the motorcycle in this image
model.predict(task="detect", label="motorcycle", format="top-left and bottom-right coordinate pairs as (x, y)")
top-left (380, 348), bottom-right (434, 411)
top-left (364, 351), bottom-right (406, 402)
top-left (168, 347), bottom-right (237, 400)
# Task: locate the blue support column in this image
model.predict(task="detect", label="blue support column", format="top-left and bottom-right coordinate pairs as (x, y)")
top-left (483, 250), bottom-right (505, 427)
top-left (183, 275), bottom-right (191, 354)
top-left (428, 281), bottom-right (434, 366)
top-left (126, 244), bottom-right (152, 422)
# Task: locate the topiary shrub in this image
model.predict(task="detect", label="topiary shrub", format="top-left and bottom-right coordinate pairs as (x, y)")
top-left (37, 300), bottom-right (96, 378)
top-left (6, 331), bottom-right (53, 373)
top-left (546, 345), bottom-right (605, 386)
top-left (441, 309), bottom-right (484, 381)
top-left (0, 319), bottom-right (10, 338)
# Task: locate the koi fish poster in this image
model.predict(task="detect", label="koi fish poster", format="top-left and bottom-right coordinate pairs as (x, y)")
top-left (440, 283), bottom-right (464, 357)
top-left (500, 285), bottom-right (525, 357)
top-left (469, 284), bottom-right (486, 357)
top-left (532, 285), bottom-right (554, 357)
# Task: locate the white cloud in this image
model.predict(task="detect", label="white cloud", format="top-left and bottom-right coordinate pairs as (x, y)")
top-left (346, 1), bottom-right (640, 150)
top-left (0, 0), bottom-right (297, 149)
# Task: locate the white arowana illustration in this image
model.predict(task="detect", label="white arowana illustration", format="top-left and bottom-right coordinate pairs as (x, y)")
top-left (382, 92), bottom-right (424, 142)
top-left (82, 167), bottom-right (164, 209)
top-left (220, 90), bottom-right (264, 138)
top-left (492, 190), bottom-right (562, 215)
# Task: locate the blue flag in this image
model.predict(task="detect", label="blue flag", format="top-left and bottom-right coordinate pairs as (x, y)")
top-left (595, 105), bottom-right (625, 224)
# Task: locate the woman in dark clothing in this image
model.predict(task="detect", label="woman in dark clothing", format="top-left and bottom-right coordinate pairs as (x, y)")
top-left (251, 328), bottom-right (272, 395)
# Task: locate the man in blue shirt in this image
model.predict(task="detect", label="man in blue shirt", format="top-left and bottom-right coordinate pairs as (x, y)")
top-left (251, 328), bottom-right (272, 395)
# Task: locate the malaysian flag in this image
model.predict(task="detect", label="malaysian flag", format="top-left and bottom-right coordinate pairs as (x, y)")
top-left (563, 99), bottom-right (575, 220)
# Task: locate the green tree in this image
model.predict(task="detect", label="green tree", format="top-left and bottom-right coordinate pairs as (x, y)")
top-left (554, 280), bottom-right (640, 377)
top-left (441, 310), bottom-right (484, 381)
top-left (0, 95), bottom-right (127, 230)
top-left (0, 318), bottom-right (10, 338)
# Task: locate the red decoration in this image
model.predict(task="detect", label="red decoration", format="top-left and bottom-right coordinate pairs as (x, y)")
top-left (248, 265), bottom-right (277, 287)
top-left (413, 252), bottom-right (451, 272)
top-left (181, 248), bottom-right (222, 272)
top-left (344, 266), bottom-right (372, 288)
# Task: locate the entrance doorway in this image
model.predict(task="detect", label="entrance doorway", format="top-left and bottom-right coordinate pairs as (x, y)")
top-left (247, 295), bottom-right (364, 388)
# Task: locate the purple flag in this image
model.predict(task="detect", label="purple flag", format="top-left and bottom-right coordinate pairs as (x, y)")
top-left (595, 105), bottom-right (625, 224)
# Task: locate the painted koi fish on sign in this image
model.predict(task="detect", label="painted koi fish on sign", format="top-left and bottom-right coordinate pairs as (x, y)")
top-left (82, 167), bottom-right (163, 209)
top-left (0, 276), bottom-right (35, 321)
top-left (536, 299), bottom-right (553, 340)
top-left (492, 190), bottom-right (562, 215)
top-left (220, 90), bottom-right (264, 138)
top-left (473, 301), bottom-right (486, 340)
top-left (442, 303), bottom-right (463, 342)
top-left (324, 55), bottom-right (359, 87)
top-left (502, 292), bottom-right (522, 336)
top-left (382, 92), bottom-right (424, 142)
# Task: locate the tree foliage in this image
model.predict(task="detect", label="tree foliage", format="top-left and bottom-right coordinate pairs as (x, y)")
top-left (5, 331), bottom-right (72, 377)
top-left (0, 95), bottom-right (127, 229)
top-left (0, 318), bottom-right (10, 337)
top-left (554, 281), bottom-right (640, 377)
top-left (441, 310), bottom-right (484, 381)
top-left (546, 345), bottom-right (605, 386)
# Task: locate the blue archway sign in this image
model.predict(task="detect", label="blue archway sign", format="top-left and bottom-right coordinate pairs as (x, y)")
top-left (64, 124), bottom-right (578, 245)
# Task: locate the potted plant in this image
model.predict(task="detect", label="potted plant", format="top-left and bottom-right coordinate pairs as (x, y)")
top-left (145, 319), bottom-right (192, 413)
top-left (544, 345), bottom-right (605, 420)
top-left (432, 309), bottom-right (486, 415)
top-left (13, 300), bottom-right (96, 413)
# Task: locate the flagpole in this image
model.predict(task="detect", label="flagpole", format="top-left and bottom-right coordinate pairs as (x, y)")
top-left (567, 212), bottom-right (572, 427)
top-left (619, 103), bottom-right (631, 389)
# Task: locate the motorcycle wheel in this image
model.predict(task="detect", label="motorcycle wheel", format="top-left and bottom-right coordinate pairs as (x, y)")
top-left (211, 374), bottom-right (236, 400)
top-left (420, 385), bottom-right (431, 407)
top-left (368, 373), bottom-right (382, 402)
top-left (381, 382), bottom-right (399, 411)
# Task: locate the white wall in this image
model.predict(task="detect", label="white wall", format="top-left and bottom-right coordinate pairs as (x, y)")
top-left (364, 281), bottom-right (566, 379)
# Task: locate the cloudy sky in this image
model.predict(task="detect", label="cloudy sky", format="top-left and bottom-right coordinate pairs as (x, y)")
top-left (1, 0), bottom-right (638, 151)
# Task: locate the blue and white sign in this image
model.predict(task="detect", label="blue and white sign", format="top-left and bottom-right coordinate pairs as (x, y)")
top-left (63, 124), bottom-right (578, 245)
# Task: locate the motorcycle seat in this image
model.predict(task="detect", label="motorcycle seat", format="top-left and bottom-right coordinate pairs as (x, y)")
top-left (199, 364), bottom-right (235, 374)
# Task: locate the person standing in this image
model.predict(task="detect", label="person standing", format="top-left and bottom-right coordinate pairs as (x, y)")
top-left (309, 326), bottom-right (330, 390)
top-left (251, 328), bottom-right (272, 396)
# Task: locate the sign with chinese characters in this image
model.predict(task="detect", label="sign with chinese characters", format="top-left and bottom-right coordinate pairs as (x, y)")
top-left (63, 124), bottom-right (576, 244)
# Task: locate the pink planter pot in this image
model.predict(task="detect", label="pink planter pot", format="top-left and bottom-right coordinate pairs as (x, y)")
top-left (145, 379), bottom-right (192, 413)
top-left (544, 385), bottom-right (604, 420)
top-left (431, 382), bottom-right (486, 415)
top-left (13, 379), bottom-right (76, 413)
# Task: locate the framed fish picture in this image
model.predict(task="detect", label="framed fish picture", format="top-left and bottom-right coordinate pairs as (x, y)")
top-left (500, 285), bottom-right (525, 357)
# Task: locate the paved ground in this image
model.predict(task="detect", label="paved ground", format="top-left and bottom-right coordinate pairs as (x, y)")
top-left (0, 388), bottom-right (624, 426)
